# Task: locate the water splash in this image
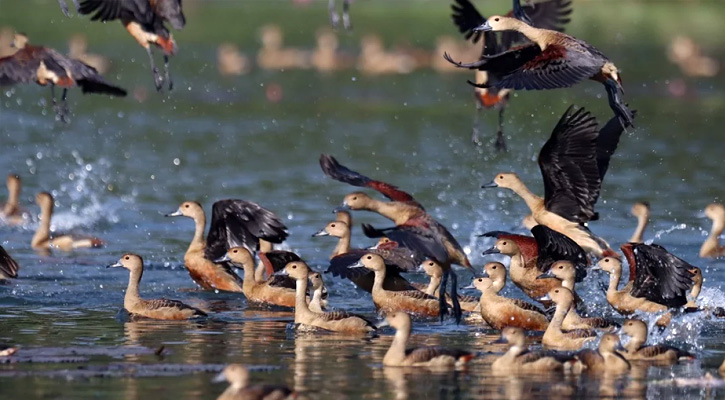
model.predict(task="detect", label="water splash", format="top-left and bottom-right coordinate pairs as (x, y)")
top-left (647, 223), bottom-right (688, 244)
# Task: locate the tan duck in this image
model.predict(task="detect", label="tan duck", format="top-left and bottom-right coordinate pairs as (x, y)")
top-left (575, 334), bottom-right (630, 374)
top-left (700, 203), bottom-right (725, 258)
top-left (415, 260), bottom-right (479, 313)
top-left (256, 25), bottom-right (311, 70)
top-left (31, 192), bottom-right (104, 251)
top-left (686, 267), bottom-right (702, 309)
top-left (217, 247), bottom-right (296, 308)
top-left (213, 364), bottom-right (296, 400)
top-left (379, 312), bottom-right (475, 367)
top-left (619, 319), bottom-right (694, 363)
top-left (0, 245), bottom-right (19, 280)
top-left (540, 287), bottom-right (596, 351)
top-left (279, 260), bottom-right (376, 333)
top-left (629, 202), bottom-right (650, 243)
top-left (166, 200), bottom-right (287, 292)
top-left (492, 327), bottom-right (574, 373)
top-left (356, 254), bottom-right (439, 317)
top-left (468, 263), bottom-right (548, 331)
top-left (308, 271), bottom-right (327, 313)
top-left (108, 254), bottom-right (206, 320)
top-left (1, 174), bottom-right (27, 225)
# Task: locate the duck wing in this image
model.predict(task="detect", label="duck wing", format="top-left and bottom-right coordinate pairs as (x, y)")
top-left (242, 385), bottom-right (294, 399)
top-left (362, 223), bottom-right (448, 266)
top-left (509, 298), bottom-right (546, 315)
top-left (623, 243), bottom-right (694, 308)
top-left (375, 241), bottom-right (425, 271)
top-left (574, 348), bottom-right (603, 369)
top-left (394, 289), bottom-right (439, 302)
top-left (205, 199), bottom-right (288, 261)
top-left (0, 51), bottom-right (39, 86)
top-left (147, 298), bottom-right (207, 316)
top-left (150, 0), bottom-right (185, 29)
top-left (319, 310), bottom-right (375, 326)
top-left (78, 0), bottom-right (153, 25)
top-left (531, 225), bottom-right (588, 281)
top-left (258, 251), bottom-right (299, 289)
top-left (0, 246), bottom-right (19, 279)
top-left (563, 328), bottom-right (596, 339)
top-left (596, 111), bottom-right (633, 182)
top-left (538, 106), bottom-right (601, 224)
top-left (405, 346), bottom-right (473, 363)
top-left (319, 154), bottom-right (419, 205)
top-left (326, 250), bottom-right (418, 292)
top-left (502, 0), bottom-right (572, 48)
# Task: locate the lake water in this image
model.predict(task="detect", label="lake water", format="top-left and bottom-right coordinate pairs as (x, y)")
top-left (1, 1), bottom-right (725, 399)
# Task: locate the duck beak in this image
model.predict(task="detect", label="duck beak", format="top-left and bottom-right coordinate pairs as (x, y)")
top-left (106, 261), bottom-right (122, 268)
top-left (493, 337), bottom-right (508, 345)
top-left (165, 209), bottom-right (182, 217)
top-left (473, 21), bottom-right (492, 32)
top-left (312, 229), bottom-right (329, 237)
top-left (214, 254), bottom-right (231, 263)
top-left (462, 283), bottom-right (476, 290)
top-left (211, 371), bottom-right (226, 383)
top-left (538, 293), bottom-right (552, 302)
top-left (274, 269), bottom-right (290, 276)
top-left (615, 343), bottom-right (626, 352)
top-left (332, 203), bottom-right (351, 213)
top-left (374, 319), bottom-right (390, 329)
top-left (536, 271), bottom-right (555, 280)
top-left (348, 260), bottom-right (364, 269)
top-left (482, 247), bottom-right (500, 255)
top-left (591, 264), bottom-right (602, 271)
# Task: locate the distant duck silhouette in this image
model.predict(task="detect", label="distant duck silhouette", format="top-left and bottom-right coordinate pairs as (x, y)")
top-left (629, 202), bottom-right (650, 244)
top-left (431, 36), bottom-right (478, 73)
top-left (357, 35), bottom-right (414, 75)
top-left (312, 28), bottom-right (354, 73)
top-left (256, 25), bottom-right (311, 70)
top-left (68, 34), bottom-right (109, 74)
top-left (217, 43), bottom-right (250, 77)
top-left (31, 192), bottom-right (104, 252)
top-left (700, 203), bottom-right (725, 258)
top-left (1, 174), bottom-right (28, 226)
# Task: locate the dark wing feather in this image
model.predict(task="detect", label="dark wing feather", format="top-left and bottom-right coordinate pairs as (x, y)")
top-left (375, 241), bottom-right (425, 271)
top-left (78, 0), bottom-right (152, 24)
top-left (450, 0), bottom-right (486, 43)
top-left (396, 289), bottom-right (439, 302)
top-left (596, 111), bottom-right (634, 181)
top-left (502, 0), bottom-right (572, 48)
top-left (538, 105), bottom-right (602, 224)
top-left (531, 225), bottom-right (588, 281)
top-left (319, 154), bottom-right (417, 203)
top-left (405, 346), bottom-right (472, 363)
top-left (509, 298), bottom-right (546, 315)
top-left (446, 43), bottom-right (541, 74)
top-left (326, 250), bottom-right (418, 292)
top-left (151, 0), bottom-right (185, 29)
top-left (258, 251), bottom-right (299, 289)
top-left (0, 53), bottom-right (37, 86)
top-left (147, 298), bottom-right (207, 316)
top-left (383, 224), bottom-right (449, 265)
top-left (628, 243), bottom-right (694, 308)
top-left (319, 310), bottom-right (375, 327)
top-left (242, 385), bottom-right (294, 399)
top-left (0, 246), bottom-right (19, 279)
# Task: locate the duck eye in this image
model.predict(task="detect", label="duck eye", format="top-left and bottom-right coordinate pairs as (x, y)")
top-left (292, 265), bottom-right (297, 269)
top-left (555, 290), bottom-right (559, 293)
top-left (492, 266), bottom-right (497, 269)
top-left (352, 196), bottom-right (357, 200)
top-left (558, 266), bottom-right (563, 269)
top-left (605, 259), bottom-right (610, 263)
top-left (184, 204), bottom-right (189, 208)
top-left (499, 175), bottom-right (504, 179)
top-left (502, 241), bottom-right (507, 245)
top-left (428, 262), bottom-right (433, 266)
top-left (124, 256), bottom-right (130, 260)
top-left (233, 250), bottom-right (238, 253)
top-left (494, 17), bottom-right (499, 22)
top-left (478, 278), bottom-right (483, 282)
top-left (367, 256), bottom-right (372, 260)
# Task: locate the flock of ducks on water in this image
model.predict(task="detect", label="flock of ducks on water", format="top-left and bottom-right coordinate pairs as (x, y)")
top-left (1, 0), bottom-right (724, 398)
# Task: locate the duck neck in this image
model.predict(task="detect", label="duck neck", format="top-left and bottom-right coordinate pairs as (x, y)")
top-left (124, 268), bottom-right (143, 310)
top-left (507, 344), bottom-right (525, 358)
top-left (372, 269), bottom-right (386, 293)
top-left (310, 287), bottom-right (323, 309)
top-left (31, 202), bottom-right (52, 248)
top-left (3, 187), bottom-right (18, 215)
top-left (366, 200), bottom-right (413, 225)
top-left (550, 302), bottom-right (569, 331)
top-left (703, 218), bottom-right (725, 253)
top-left (606, 269), bottom-right (622, 295)
top-left (240, 260), bottom-right (257, 293)
top-left (331, 232), bottom-right (351, 258)
top-left (188, 213), bottom-right (207, 253)
top-left (630, 215), bottom-right (648, 243)
top-left (255, 240), bottom-right (273, 282)
top-left (294, 277), bottom-right (311, 322)
top-left (561, 278), bottom-right (574, 292)
top-left (424, 276), bottom-right (441, 296)
top-left (508, 181), bottom-right (543, 213)
top-left (384, 326), bottom-right (410, 365)
top-left (509, 21), bottom-right (549, 50)
top-left (625, 336), bottom-right (645, 353)
top-left (689, 281), bottom-right (702, 301)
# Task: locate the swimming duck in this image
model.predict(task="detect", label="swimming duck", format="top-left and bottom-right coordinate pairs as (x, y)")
top-left (629, 202), bottom-right (650, 244)
top-left (1, 174), bottom-right (27, 225)
top-left (619, 319), bottom-right (694, 363)
top-left (0, 245), bottom-right (19, 280)
top-left (108, 254), bottom-right (206, 320)
top-left (444, 15), bottom-right (635, 126)
top-left (308, 271), bottom-right (327, 313)
top-left (700, 203), bottom-right (725, 258)
top-left (492, 326), bottom-right (575, 373)
top-left (451, 0), bottom-right (572, 148)
top-left (320, 154), bottom-right (471, 321)
top-left (378, 311), bottom-right (475, 367)
top-left (278, 260), bottom-right (376, 333)
top-left (415, 260), bottom-right (479, 312)
top-left (468, 263), bottom-right (548, 331)
top-left (0, 344), bottom-right (18, 357)
top-left (482, 225), bottom-right (587, 305)
top-left (575, 333), bottom-right (631, 374)
top-left (31, 192), bottom-right (104, 252)
top-left (540, 287), bottom-right (596, 351)
top-left (256, 24), bottom-right (311, 70)
top-left (216, 247), bottom-right (296, 308)
top-left (481, 106), bottom-right (628, 258)
top-left (354, 253), bottom-right (439, 318)
top-left (213, 364), bottom-right (296, 400)
top-left (166, 199), bottom-right (287, 292)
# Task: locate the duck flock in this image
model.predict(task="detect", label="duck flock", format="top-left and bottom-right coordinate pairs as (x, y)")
top-left (1, 0), bottom-right (724, 399)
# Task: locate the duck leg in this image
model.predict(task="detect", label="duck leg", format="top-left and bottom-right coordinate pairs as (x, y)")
top-left (471, 100), bottom-right (482, 145)
top-left (146, 47), bottom-right (163, 91)
top-left (449, 270), bottom-right (462, 324)
top-left (494, 106), bottom-right (507, 152)
top-left (60, 88), bottom-right (70, 123)
top-left (164, 55), bottom-right (173, 91)
top-left (342, 0), bottom-right (352, 30)
top-left (328, 0), bottom-right (340, 28)
top-left (604, 79), bottom-right (634, 128)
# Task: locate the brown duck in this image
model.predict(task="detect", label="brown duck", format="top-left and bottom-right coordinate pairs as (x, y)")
top-left (540, 287), bottom-right (596, 351)
top-left (217, 247), bottom-right (296, 308)
top-left (575, 333), bottom-right (630, 374)
top-left (212, 364), bottom-right (297, 400)
top-left (1, 174), bottom-right (27, 226)
top-left (492, 326), bottom-right (577, 373)
top-left (619, 319), bottom-right (694, 363)
top-left (700, 203), bottom-right (725, 258)
top-left (31, 192), bottom-right (104, 252)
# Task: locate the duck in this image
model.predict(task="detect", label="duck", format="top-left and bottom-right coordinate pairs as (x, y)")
top-left (0, 33), bottom-right (126, 121)
top-left (354, 253), bottom-right (439, 318)
top-left (256, 24), bottom-right (311, 70)
top-left (308, 271), bottom-right (328, 313)
top-left (536, 261), bottom-right (618, 331)
top-left (481, 224), bottom-right (587, 306)
top-left (575, 333), bottom-right (630, 374)
top-left (216, 247), bottom-right (297, 308)
top-left (212, 364), bottom-right (296, 400)
top-left (68, 34), bottom-right (110, 74)
top-left (378, 311), bottom-right (475, 367)
top-left (311, 28), bottom-right (355, 73)
top-left (278, 260), bottom-right (377, 333)
top-left (108, 254), bottom-right (206, 320)
top-left (415, 260), bottom-right (479, 312)
top-left (594, 243), bottom-right (695, 315)
top-left (444, 14), bottom-right (635, 126)
top-left (357, 35), bottom-right (415, 75)
top-left (1, 174), bottom-right (27, 225)
top-left (480, 106), bottom-right (629, 258)
top-left (629, 202), bottom-right (650, 244)
top-left (31, 192), bottom-right (104, 252)
top-left (540, 287), bottom-right (596, 351)
top-left (217, 43), bottom-right (250, 77)
top-left (686, 267), bottom-right (702, 309)
top-left (700, 203), bottom-right (725, 258)
top-left (468, 263), bottom-right (548, 331)
top-left (492, 326), bottom-right (575, 373)
top-left (166, 200), bottom-right (287, 292)
top-left (320, 154), bottom-right (472, 322)
top-left (619, 319), bottom-right (694, 363)
top-left (0, 245), bottom-right (19, 281)
top-left (450, 0), bottom-right (572, 149)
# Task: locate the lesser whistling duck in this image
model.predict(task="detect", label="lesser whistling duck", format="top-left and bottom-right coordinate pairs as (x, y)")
top-left (354, 253), bottom-right (439, 318)
top-left (686, 267), bottom-right (702, 309)
top-left (320, 154), bottom-right (472, 322)
top-left (1, 174), bottom-right (27, 226)
top-left (108, 254), bottom-right (206, 320)
top-left (595, 243), bottom-right (695, 315)
top-left (575, 334), bottom-right (630, 374)
top-left (444, 15), bottom-right (635, 126)
top-left (537, 261), bottom-right (617, 331)
top-left (492, 326), bottom-right (575, 373)
top-left (166, 200), bottom-right (287, 293)
top-left (416, 260), bottom-right (479, 313)
top-left (700, 203), bottom-right (725, 258)
top-left (217, 247), bottom-right (296, 308)
top-left (481, 106), bottom-right (629, 258)
top-left (540, 287), bottom-right (596, 351)
top-left (468, 262), bottom-right (548, 331)
top-left (357, 35), bottom-right (415, 75)
top-left (0, 33), bottom-right (127, 121)
top-left (378, 311), bottom-right (475, 367)
top-left (217, 43), bottom-right (250, 77)
top-left (0, 245), bottom-right (19, 280)
top-left (75, 0), bottom-right (185, 91)
top-left (212, 364), bottom-right (296, 400)
top-left (31, 192), bottom-right (104, 252)
top-left (619, 319), bottom-right (694, 363)
top-left (629, 202), bottom-right (650, 244)
top-left (451, 0), bottom-right (572, 148)
top-left (68, 34), bottom-right (110, 74)
top-left (308, 271), bottom-right (328, 313)
top-left (278, 260), bottom-right (376, 333)
top-left (312, 28), bottom-right (355, 73)
top-left (482, 224), bottom-right (587, 305)
top-left (257, 25), bottom-right (311, 71)
top-left (328, 0), bottom-right (352, 30)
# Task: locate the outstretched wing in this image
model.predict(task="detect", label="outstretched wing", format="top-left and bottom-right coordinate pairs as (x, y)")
top-left (450, 0), bottom-right (486, 43)
top-left (596, 111), bottom-right (634, 182)
top-left (624, 243), bottom-right (694, 308)
top-left (151, 0), bottom-right (185, 30)
top-left (531, 225), bottom-right (588, 281)
top-left (0, 52), bottom-right (38, 86)
top-left (0, 246), bottom-right (19, 279)
top-left (78, 0), bottom-right (153, 24)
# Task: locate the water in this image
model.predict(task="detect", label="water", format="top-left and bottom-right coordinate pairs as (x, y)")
top-left (1, 0), bottom-right (725, 398)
